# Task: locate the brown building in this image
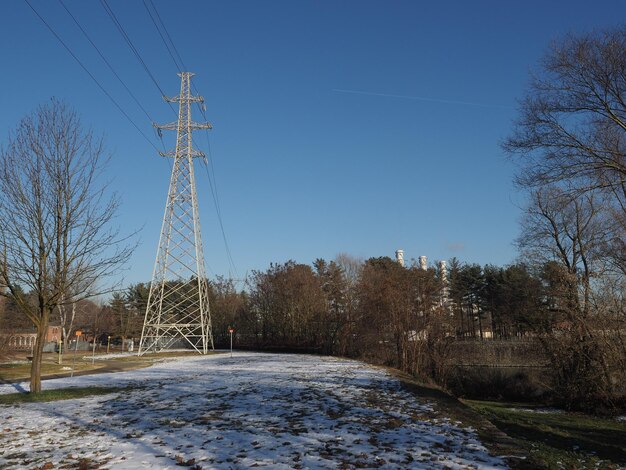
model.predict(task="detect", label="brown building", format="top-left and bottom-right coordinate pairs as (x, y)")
top-left (3, 325), bottom-right (62, 351)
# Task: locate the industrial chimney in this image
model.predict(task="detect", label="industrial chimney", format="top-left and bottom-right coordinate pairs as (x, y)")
top-left (395, 249), bottom-right (405, 267)
top-left (419, 256), bottom-right (427, 271)
top-left (439, 260), bottom-right (447, 283)
top-left (439, 260), bottom-right (451, 312)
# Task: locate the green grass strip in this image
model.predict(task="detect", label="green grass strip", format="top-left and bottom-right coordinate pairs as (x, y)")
top-left (464, 399), bottom-right (626, 469)
top-left (0, 386), bottom-right (122, 405)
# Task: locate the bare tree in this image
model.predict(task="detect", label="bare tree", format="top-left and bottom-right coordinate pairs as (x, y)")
top-left (517, 187), bottom-right (622, 410)
top-left (333, 253), bottom-right (362, 355)
top-left (504, 28), bottom-right (626, 196)
top-left (334, 252), bottom-right (363, 287)
top-left (518, 187), bottom-right (610, 314)
top-left (503, 28), bottom-right (626, 410)
top-left (0, 99), bottom-right (134, 392)
top-left (58, 301), bottom-right (77, 351)
top-left (504, 27), bottom-right (626, 272)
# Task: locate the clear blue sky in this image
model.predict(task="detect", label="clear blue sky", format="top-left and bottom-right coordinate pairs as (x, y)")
top-left (2, 1), bottom-right (625, 287)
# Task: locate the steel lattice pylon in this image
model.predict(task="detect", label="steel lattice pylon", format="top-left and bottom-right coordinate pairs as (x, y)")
top-left (139, 72), bottom-right (214, 355)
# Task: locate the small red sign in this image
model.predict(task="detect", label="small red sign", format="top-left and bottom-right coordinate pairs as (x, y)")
top-left (75, 330), bottom-right (82, 337)
top-left (228, 328), bottom-right (234, 333)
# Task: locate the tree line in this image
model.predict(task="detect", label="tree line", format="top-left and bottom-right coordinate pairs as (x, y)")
top-left (99, 249), bottom-right (626, 412)
top-left (2, 247), bottom-right (624, 411)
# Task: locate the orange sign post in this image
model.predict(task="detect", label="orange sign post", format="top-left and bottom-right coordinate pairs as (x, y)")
top-left (71, 330), bottom-right (81, 378)
top-left (228, 327), bottom-right (235, 358)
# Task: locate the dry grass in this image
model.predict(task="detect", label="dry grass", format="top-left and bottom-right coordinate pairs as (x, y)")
top-left (0, 354), bottom-right (103, 381)
top-left (0, 350), bottom-right (220, 382)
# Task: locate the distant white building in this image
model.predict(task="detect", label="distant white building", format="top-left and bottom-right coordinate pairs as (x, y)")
top-left (395, 249), bottom-right (405, 267)
top-left (419, 256), bottom-right (427, 271)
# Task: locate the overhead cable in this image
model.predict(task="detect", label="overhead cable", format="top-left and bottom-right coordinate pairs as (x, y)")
top-left (23, 0), bottom-right (161, 153)
top-left (142, 0), bottom-right (185, 73)
top-left (57, 0), bottom-right (167, 156)
top-left (99, 0), bottom-right (177, 116)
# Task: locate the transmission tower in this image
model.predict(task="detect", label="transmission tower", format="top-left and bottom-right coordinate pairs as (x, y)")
top-left (139, 72), bottom-right (214, 355)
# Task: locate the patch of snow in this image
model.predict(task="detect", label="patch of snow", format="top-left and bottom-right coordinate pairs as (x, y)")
top-left (0, 352), bottom-right (509, 469)
top-left (617, 415), bottom-right (626, 422)
top-left (508, 407), bottom-right (564, 414)
top-left (80, 352), bottom-right (137, 360)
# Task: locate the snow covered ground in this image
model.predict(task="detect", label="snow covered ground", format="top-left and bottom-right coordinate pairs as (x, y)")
top-left (0, 352), bottom-right (508, 469)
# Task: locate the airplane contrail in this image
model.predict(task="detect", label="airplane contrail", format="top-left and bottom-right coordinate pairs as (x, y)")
top-left (331, 88), bottom-right (513, 109)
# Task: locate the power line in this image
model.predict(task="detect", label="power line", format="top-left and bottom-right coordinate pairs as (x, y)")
top-left (99, 0), bottom-right (176, 116)
top-left (202, 154), bottom-right (238, 278)
top-left (57, 0), bottom-right (166, 156)
top-left (96, 0), bottom-right (174, 170)
top-left (198, 121), bottom-right (239, 278)
top-left (141, 0), bottom-right (205, 118)
top-left (147, 0), bottom-right (187, 71)
top-left (23, 0), bottom-right (161, 153)
top-left (141, 0), bottom-right (207, 124)
top-left (142, 0), bottom-right (184, 73)
top-left (55, 0), bottom-right (170, 171)
top-left (194, 106), bottom-right (238, 278)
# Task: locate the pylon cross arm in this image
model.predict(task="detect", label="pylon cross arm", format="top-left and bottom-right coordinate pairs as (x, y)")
top-left (191, 123), bottom-right (213, 130)
top-left (154, 122), bottom-right (212, 131)
top-left (163, 94), bottom-right (206, 103)
top-left (158, 149), bottom-right (206, 158)
top-left (154, 122), bottom-right (178, 131)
